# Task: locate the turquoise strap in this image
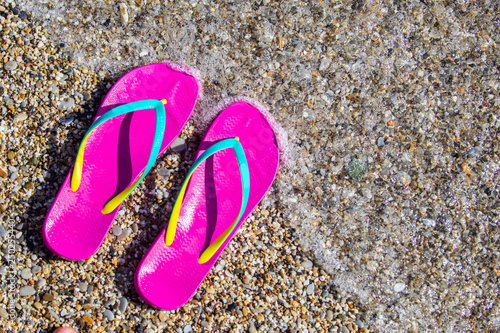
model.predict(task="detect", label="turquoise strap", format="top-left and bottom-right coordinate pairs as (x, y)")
top-left (71, 99), bottom-right (167, 214)
top-left (165, 137), bottom-right (250, 264)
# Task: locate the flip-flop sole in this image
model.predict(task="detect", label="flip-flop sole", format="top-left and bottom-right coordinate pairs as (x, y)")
top-left (135, 100), bottom-right (280, 310)
top-left (43, 63), bottom-right (200, 261)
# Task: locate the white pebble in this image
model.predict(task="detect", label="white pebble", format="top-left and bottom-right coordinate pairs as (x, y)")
top-left (302, 260), bottom-right (313, 269)
top-left (423, 218), bottom-right (436, 227)
top-left (4, 60), bottom-right (17, 71)
top-left (394, 283), bottom-right (406, 292)
top-left (14, 112), bottom-right (28, 123)
top-left (58, 97), bottom-right (75, 111)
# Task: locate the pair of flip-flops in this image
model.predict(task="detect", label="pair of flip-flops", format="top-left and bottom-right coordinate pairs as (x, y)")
top-left (42, 63), bottom-right (281, 310)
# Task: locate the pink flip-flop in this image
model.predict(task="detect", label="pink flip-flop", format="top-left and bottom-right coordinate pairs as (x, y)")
top-left (43, 63), bottom-right (200, 261)
top-left (135, 98), bottom-right (281, 310)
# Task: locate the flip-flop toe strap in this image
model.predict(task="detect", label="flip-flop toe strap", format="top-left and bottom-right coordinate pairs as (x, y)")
top-left (71, 99), bottom-right (167, 214)
top-left (165, 137), bottom-right (250, 264)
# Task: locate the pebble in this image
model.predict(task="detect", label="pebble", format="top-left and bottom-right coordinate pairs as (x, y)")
top-left (58, 96), bottom-right (75, 110)
top-left (79, 282), bottom-right (88, 291)
top-left (394, 283), bottom-right (406, 292)
top-left (4, 60), bottom-right (17, 70)
top-left (83, 315), bottom-right (94, 325)
top-left (171, 137), bottom-right (187, 152)
top-left (307, 284), bottom-right (315, 295)
top-left (43, 293), bottom-right (55, 302)
top-left (20, 268), bottom-right (32, 279)
top-left (103, 309), bottom-right (114, 321)
top-left (302, 260), bottom-right (313, 269)
top-left (158, 167), bottom-right (169, 176)
top-left (29, 156), bottom-right (39, 166)
top-left (396, 171), bottom-right (411, 186)
top-left (31, 265), bottom-right (41, 274)
top-left (83, 91), bottom-right (91, 100)
top-left (87, 285), bottom-right (94, 294)
top-left (341, 325), bottom-right (349, 333)
top-left (117, 228), bottom-right (130, 241)
top-left (103, 299), bottom-right (115, 307)
top-left (118, 297), bottom-right (128, 312)
top-left (319, 57), bottom-right (332, 71)
top-left (0, 225), bottom-right (6, 238)
top-left (466, 147), bottom-right (481, 158)
top-left (327, 310), bottom-right (334, 320)
top-left (49, 310), bottom-right (60, 321)
top-left (61, 114), bottom-right (75, 125)
top-left (183, 325), bottom-right (192, 333)
top-left (347, 159), bottom-right (368, 181)
top-left (422, 218), bottom-right (436, 227)
top-left (119, 3), bottom-right (129, 24)
top-left (19, 286), bottom-right (35, 297)
top-left (249, 323), bottom-right (258, 333)
top-left (159, 311), bottom-right (168, 322)
top-left (36, 279), bottom-right (46, 288)
top-left (14, 112), bottom-right (28, 123)
top-left (201, 321), bottom-right (209, 328)
top-left (377, 137), bottom-right (385, 147)
top-left (112, 225), bottom-right (122, 236)
top-left (0, 307), bottom-right (8, 319)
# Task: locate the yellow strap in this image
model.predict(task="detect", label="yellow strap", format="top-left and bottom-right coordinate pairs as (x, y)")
top-left (165, 171), bottom-right (194, 246)
top-left (198, 214), bottom-right (240, 264)
top-left (102, 175), bottom-right (143, 214)
top-left (71, 132), bottom-right (92, 192)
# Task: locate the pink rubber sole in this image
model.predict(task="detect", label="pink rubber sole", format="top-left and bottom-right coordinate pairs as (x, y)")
top-left (135, 100), bottom-right (280, 310)
top-left (43, 63), bottom-right (200, 260)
